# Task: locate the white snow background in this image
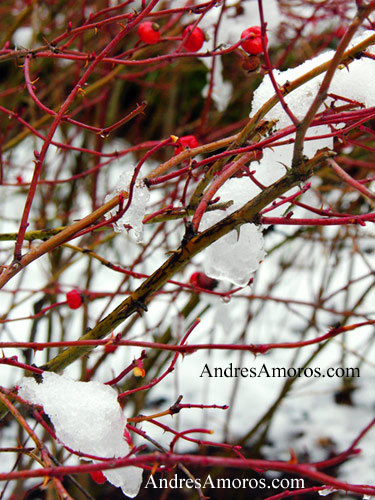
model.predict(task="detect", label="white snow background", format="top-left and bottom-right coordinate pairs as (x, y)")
top-left (1, 2), bottom-right (375, 499)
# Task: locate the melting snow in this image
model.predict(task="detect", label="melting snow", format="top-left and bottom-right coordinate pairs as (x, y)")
top-left (105, 166), bottom-right (150, 243)
top-left (19, 372), bottom-right (143, 498)
top-left (201, 31), bottom-right (375, 286)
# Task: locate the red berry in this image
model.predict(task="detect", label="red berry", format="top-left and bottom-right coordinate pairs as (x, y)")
top-left (90, 470), bottom-right (106, 484)
top-left (182, 25), bottom-right (205, 52)
top-left (104, 333), bottom-right (120, 353)
top-left (104, 342), bottom-right (118, 354)
top-left (334, 26), bottom-right (346, 38)
top-left (189, 272), bottom-right (218, 290)
top-left (190, 272), bottom-right (200, 286)
top-left (174, 135), bottom-right (199, 155)
top-left (240, 26), bottom-right (267, 55)
top-left (137, 21), bottom-right (161, 44)
top-left (66, 290), bottom-right (82, 309)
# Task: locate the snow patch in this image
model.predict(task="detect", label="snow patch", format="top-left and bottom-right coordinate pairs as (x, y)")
top-left (201, 177), bottom-right (265, 286)
top-left (19, 372), bottom-right (143, 498)
top-left (105, 166), bottom-right (150, 243)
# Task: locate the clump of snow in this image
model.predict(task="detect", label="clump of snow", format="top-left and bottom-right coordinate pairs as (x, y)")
top-left (105, 166), bottom-right (150, 243)
top-left (12, 27), bottom-right (33, 48)
top-left (199, 31), bottom-right (375, 287)
top-left (19, 372), bottom-right (143, 498)
top-left (252, 31), bottom-right (375, 130)
top-left (201, 177), bottom-right (265, 286)
top-left (247, 31), bottom-right (375, 206)
top-left (249, 30), bottom-right (375, 192)
top-left (250, 30), bottom-right (375, 202)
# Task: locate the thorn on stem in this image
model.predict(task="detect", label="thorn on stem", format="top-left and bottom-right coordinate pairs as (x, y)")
top-left (133, 299), bottom-right (148, 314)
top-left (181, 221), bottom-right (197, 247)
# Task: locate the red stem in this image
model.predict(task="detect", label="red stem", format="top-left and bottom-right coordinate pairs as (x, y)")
top-left (1, 321), bottom-right (373, 355)
top-left (117, 318), bottom-right (201, 400)
top-left (0, 452), bottom-right (374, 496)
top-left (13, 0), bottom-right (161, 261)
top-left (257, 0), bottom-right (299, 126)
top-left (328, 158), bottom-right (375, 201)
top-left (261, 213), bottom-right (375, 226)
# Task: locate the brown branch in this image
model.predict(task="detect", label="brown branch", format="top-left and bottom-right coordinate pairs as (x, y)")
top-left (40, 149), bottom-right (333, 374)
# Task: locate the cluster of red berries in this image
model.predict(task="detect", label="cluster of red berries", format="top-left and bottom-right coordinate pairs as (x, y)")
top-left (137, 21), bottom-right (266, 56)
top-left (240, 26), bottom-right (267, 55)
top-left (137, 22), bottom-right (205, 52)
